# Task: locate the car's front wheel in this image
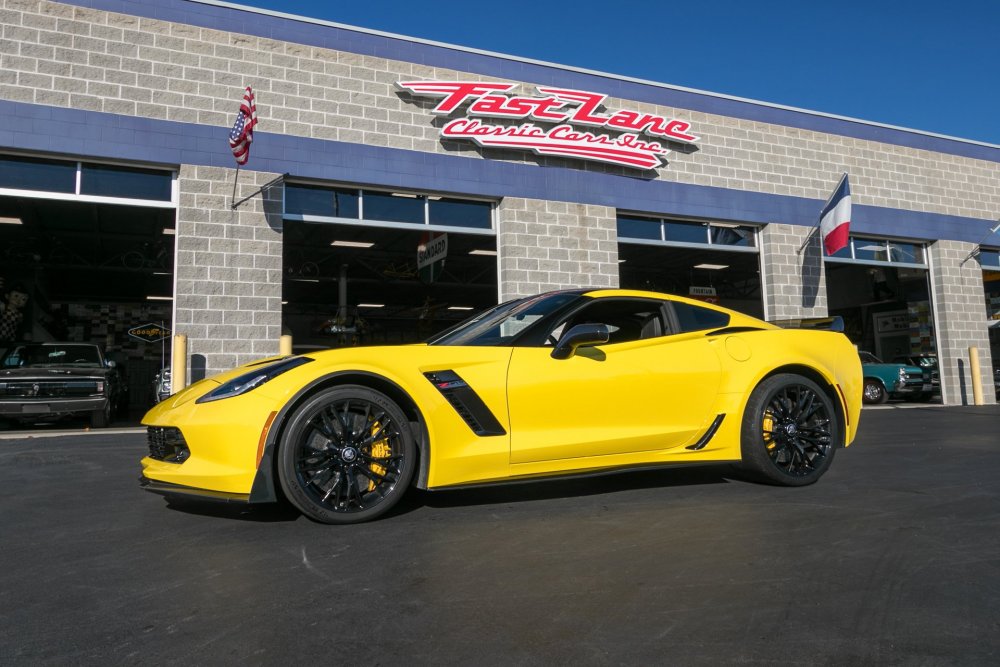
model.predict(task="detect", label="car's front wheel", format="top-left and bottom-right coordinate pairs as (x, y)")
top-left (740, 374), bottom-right (838, 486)
top-left (862, 378), bottom-right (888, 405)
top-left (277, 385), bottom-right (416, 524)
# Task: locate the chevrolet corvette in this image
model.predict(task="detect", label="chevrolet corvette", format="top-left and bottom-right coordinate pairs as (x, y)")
top-left (140, 289), bottom-right (862, 524)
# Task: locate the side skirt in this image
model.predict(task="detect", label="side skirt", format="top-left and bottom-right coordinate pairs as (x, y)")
top-left (425, 459), bottom-right (741, 493)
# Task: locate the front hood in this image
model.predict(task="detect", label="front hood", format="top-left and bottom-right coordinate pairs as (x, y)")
top-left (0, 367), bottom-right (109, 380)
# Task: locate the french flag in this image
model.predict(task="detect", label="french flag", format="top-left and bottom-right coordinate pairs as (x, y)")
top-left (820, 174), bottom-right (851, 255)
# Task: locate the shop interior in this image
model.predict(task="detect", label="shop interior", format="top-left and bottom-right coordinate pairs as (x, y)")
top-left (0, 194), bottom-right (175, 413)
top-left (281, 219), bottom-right (498, 351)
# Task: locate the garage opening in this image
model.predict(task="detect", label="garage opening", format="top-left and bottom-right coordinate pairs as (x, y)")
top-left (980, 247), bottom-right (1000, 398)
top-left (282, 184), bottom-right (498, 351)
top-left (0, 154), bottom-right (176, 419)
top-left (616, 213), bottom-right (763, 317)
top-left (825, 236), bottom-right (939, 402)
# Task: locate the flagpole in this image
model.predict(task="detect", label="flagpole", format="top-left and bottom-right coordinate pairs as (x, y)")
top-left (231, 165), bottom-right (240, 209)
top-left (798, 172), bottom-right (848, 254)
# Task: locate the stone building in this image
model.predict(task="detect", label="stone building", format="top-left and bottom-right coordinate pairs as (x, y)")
top-left (1, 0), bottom-right (997, 405)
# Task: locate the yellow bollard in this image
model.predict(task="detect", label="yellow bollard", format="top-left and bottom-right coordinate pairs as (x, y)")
top-left (969, 346), bottom-right (983, 406)
top-left (279, 334), bottom-right (293, 356)
top-left (172, 334), bottom-right (188, 395)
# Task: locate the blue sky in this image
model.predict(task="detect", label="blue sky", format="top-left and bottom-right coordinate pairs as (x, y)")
top-left (230, 0), bottom-right (1000, 146)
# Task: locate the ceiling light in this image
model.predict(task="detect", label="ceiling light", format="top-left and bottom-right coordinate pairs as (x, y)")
top-left (291, 278), bottom-right (320, 283)
top-left (146, 295), bottom-right (173, 301)
top-left (0, 216), bottom-right (23, 225)
top-left (468, 249), bottom-right (497, 256)
top-left (694, 263), bottom-right (728, 270)
top-left (162, 228), bottom-right (176, 235)
top-left (152, 271), bottom-right (171, 276)
top-left (390, 192), bottom-right (419, 198)
top-left (331, 240), bottom-right (374, 248)
top-left (358, 303), bottom-right (384, 308)
top-left (448, 306), bottom-right (474, 311)
top-left (711, 222), bottom-right (743, 229)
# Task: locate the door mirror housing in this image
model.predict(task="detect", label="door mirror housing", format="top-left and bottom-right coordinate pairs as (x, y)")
top-left (551, 323), bottom-right (610, 360)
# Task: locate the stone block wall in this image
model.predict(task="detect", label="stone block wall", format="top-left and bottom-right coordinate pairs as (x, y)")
top-left (928, 240), bottom-right (996, 404)
top-left (0, 0), bottom-right (998, 222)
top-left (174, 165), bottom-right (283, 379)
top-left (497, 198), bottom-right (617, 299)
top-left (758, 225), bottom-right (828, 321)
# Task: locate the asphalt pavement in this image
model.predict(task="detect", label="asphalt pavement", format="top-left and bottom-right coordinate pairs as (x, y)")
top-left (1, 405), bottom-right (998, 665)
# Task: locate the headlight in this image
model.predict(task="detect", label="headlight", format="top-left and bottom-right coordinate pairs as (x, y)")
top-left (195, 356), bottom-right (313, 403)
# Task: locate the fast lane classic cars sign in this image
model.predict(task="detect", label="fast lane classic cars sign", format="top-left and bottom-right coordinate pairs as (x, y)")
top-left (396, 81), bottom-right (698, 170)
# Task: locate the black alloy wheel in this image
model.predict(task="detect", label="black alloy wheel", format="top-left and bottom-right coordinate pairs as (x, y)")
top-left (278, 385), bottom-right (415, 524)
top-left (740, 374), bottom-right (838, 486)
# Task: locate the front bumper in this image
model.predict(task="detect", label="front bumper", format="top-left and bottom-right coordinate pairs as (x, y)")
top-left (139, 475), bottom-right (251, 503)
top-left (0, 396), bottom-right (108, 416)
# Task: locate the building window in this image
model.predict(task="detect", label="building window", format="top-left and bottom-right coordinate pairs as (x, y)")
top-left (979, 248), bottom-right (1000, 270)
top-left (0, 155), bottom-right (76, 193)
top-left (617, 213), bottom-right (757, 250)
top-left (284, 184), bottom-right (494, 233)
top-left (826, 236), bottom-right (926, 267)
top-left (80, 163), bottom-right (172, 201)
top-left (0, 154), bottom-right (175, 205)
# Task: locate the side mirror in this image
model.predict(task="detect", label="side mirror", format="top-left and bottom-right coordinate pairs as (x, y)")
top-left (551, 323), bottom-right (609, 360)
top-left (106, 360), bottom-right (117, 368)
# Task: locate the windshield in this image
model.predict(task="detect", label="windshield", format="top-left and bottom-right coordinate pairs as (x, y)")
top-left (428, 292), bottom-right (583, 346)
top-left (1, 344), bottom-right (103, 368)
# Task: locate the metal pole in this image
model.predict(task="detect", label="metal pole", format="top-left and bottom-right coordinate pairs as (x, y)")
top-left (172, 334), bottom-right (188, 395)
top-left (969, 346), bottom-right (984, 406)
top-left (230, 166), bottom-right (241, 209)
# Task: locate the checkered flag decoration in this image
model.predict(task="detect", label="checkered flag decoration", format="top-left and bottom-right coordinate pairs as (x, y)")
top-left (229, 86), bottom-right (258, 165)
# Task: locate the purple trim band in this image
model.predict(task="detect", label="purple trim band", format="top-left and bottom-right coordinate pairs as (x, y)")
top-left (1, 100), bottom-right (992, 245)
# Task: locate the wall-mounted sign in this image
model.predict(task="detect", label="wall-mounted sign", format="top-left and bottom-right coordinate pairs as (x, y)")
top-left (689, 286), bottom-right (718, 304)
top-left (128, 323), bottom-right (172, 343)
top-left (874, 311), bottom-right (910, 334)
top-left (396, 81), bottom-right (698, 171)
top-left (417, 232), bottom-right (448, 283)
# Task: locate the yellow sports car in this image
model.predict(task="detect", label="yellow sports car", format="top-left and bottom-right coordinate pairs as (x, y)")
top-left (140, 289), bottom-right (862, 524)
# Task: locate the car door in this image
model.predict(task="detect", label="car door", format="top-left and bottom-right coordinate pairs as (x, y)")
top-left (506, 298), bottom-right (723, 464)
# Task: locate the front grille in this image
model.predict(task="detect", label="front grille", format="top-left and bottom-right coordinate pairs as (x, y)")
top-left (147, 426), bottom-right (190, 463)
top-left (0, 380), bottom-right (101, 398)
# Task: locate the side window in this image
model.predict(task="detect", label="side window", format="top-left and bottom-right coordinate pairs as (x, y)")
top-left (672, 302), bottom-right (730, 333)
top-left (549, 299), bottom-right (667, 345)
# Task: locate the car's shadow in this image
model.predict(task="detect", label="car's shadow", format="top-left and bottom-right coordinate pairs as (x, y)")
top-left (399, 464), bottom-right (736, 513)
top-left (159, 465), bottom-right (738, 524)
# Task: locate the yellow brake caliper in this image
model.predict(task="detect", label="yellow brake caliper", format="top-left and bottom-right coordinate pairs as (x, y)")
top-left (367, 420), bottom-right (390, 492)
top-left (762, 409), bottom-right (776, 451)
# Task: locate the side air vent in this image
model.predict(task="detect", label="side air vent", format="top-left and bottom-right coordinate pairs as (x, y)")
top-left (424, 371), bottom-right (506, 437)
top-left (686, 414), bottom-right (725, 450)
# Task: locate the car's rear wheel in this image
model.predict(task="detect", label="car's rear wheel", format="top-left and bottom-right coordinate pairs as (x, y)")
top-left (278, 385), bottom-right (415, 524)
top-left (740, 374), bottom-right (838, 486)
top-left (862, 378), bottom-right (888, 404)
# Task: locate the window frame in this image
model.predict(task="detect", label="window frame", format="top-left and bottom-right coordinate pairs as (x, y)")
top-left (283, 182), bottom-right (497, 237)
top-left (0, 153), bottom-right (177, 208)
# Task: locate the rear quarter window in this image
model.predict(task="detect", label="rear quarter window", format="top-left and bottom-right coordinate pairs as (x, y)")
top-left (673, 302), bottom-right (730, 333)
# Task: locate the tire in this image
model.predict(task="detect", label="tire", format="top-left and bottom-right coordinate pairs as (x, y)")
top-left (277, 385), bottom-right (416, 524)
top-left (90, 401), bottom-right (111, 428)
top-left (862, 379), bottom-right (888, 405)
top-left (739, 374), bottom-right (839, 487)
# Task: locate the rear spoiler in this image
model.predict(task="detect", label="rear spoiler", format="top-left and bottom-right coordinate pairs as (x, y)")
top-left (769, 316), bottom-right (845, 333)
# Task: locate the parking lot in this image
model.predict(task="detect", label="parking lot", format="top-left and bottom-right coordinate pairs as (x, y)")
top-left (2, 405), bottom-right (999, 665)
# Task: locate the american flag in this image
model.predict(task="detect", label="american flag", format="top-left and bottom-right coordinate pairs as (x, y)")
top-left (229, 86), bottom-right (257, 165)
